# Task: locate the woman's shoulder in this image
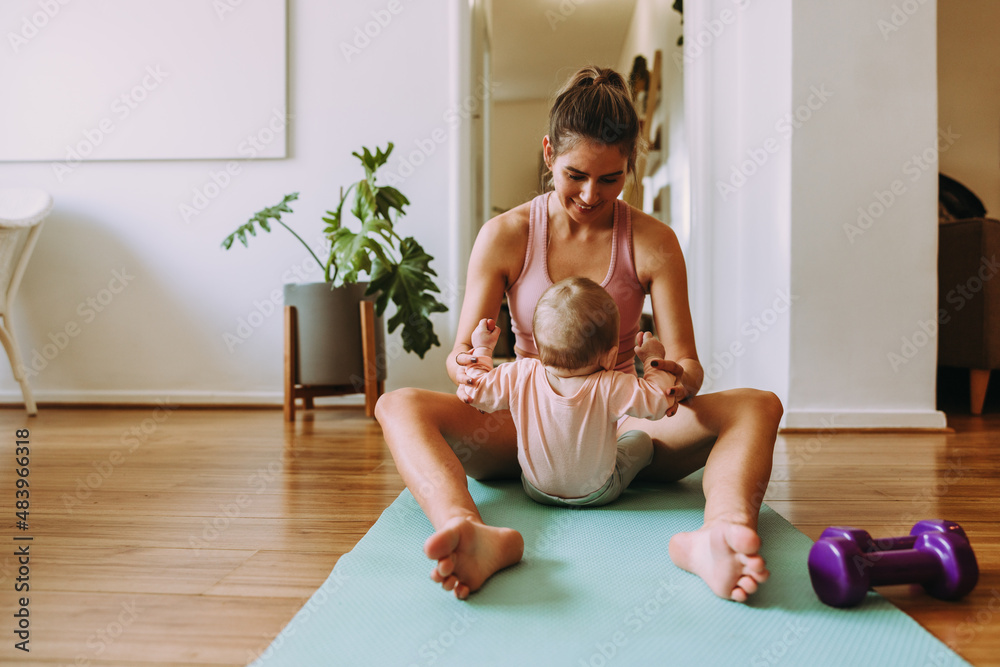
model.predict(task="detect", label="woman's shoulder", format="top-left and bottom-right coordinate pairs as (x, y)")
top-left (628, 205), bottom-right (679, 245)
top-left (483, 200), bottom-right (532, 241)
top-left (472, 200), bottom-right (533, 261)
top-left (626, 204), bottom-right (684, 281)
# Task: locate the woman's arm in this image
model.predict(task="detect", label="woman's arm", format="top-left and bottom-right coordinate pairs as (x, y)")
top-left (447, 207), bottom-right (530, 387)
top-left (633, 211), bottom-right (704, 400)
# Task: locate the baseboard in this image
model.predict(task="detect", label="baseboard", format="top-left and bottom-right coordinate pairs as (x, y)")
top-left (781, 409), bottom-right (949, 431)
top-left (1, 396), bottom-right (949, 430)
top-left (0, 389), bottom-right (366, 408)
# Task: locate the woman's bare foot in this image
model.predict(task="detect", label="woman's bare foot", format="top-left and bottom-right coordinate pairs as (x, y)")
top-left (424, 516), bottom-right (524, 599)
top-left (668, 521), bottom-right (769, 602)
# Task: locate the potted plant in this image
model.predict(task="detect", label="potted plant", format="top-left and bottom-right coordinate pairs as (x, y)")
top-left (221, 142), bottom-right (448, 390)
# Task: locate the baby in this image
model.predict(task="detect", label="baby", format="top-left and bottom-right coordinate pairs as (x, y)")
top-left (458, 277), bottom-right (678, 506)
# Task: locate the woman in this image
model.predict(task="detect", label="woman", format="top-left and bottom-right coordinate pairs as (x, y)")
top-left (375, 66), bottom-right (782, 603)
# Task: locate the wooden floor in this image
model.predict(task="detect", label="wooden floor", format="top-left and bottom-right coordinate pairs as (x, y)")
top-left (0, 404), bottom-right (997, 666)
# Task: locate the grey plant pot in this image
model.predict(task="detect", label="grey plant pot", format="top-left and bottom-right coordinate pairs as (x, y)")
top-left (283, 282), bottom-right (386, 387)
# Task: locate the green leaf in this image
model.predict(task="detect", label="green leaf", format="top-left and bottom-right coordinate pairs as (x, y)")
top-left (331, 217), bottom-right (396, 285)
top-left (352, 143), bottom-right (395, 183)
top-left (352, 179), bottom-right (378, 224)
top-left (223, 144), bottom-right (447, 358)
top-left (368, 237), bottom-right (447, 358)
top-left (375, 186), bottom-right (409, 221)
top-left (221, 192), bottom-right (299, 251)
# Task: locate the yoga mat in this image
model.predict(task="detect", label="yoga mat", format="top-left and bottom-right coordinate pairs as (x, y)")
top-left (250, 476), bottom-right (970, 666)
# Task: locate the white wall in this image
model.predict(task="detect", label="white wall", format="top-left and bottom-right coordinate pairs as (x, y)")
top-left (787, 1), bottom-right (942, 428)
top-left (684, 0), bottom-right (792, 404)
top-left (686, 0), bottom-right (944, 429)
top-left (0, 1), bottom-right (468, 404)
top-left (938, 0), bottom-right (1000, 216)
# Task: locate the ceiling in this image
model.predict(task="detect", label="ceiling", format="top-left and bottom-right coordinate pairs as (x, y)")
top-left (489, 0), bottom-right (639, 102)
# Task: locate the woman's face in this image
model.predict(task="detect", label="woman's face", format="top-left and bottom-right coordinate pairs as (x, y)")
top-left (544, 136), bottom-right (629, 224)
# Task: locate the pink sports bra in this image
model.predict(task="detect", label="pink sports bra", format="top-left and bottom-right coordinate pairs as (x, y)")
top-left (507, 192), bottom-right (647, 374)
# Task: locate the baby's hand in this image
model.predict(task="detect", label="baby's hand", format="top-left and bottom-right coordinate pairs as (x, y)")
top-left (634, 331), bottom-right (682, 415)
top-left (634, 331), bottom-right (666, 363)
top-left (471, 318), bottom-right (500, 353)
top-left (465, 318), bottom-right (499, 380)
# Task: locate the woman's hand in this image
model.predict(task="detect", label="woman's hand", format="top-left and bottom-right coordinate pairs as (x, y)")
top-left (453, 350), bottom-right (478, 389)
top-left (651, 358), bottom-right (687, 416)
top-left (453, 319), bottom-right (500, 410)
top-left (453, 351), bottom-right (487, 408)
top-left (455, 378), bottom-right (476, 404)
top-left (635, 331), bottom-right (686, 417)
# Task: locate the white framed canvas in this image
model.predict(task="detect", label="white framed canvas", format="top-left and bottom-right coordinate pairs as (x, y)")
top-left (1, 0), bottom-right (287, 161)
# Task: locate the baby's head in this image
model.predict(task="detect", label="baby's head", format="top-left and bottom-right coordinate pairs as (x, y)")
top-left (532, 277), bottom-right (620, 372)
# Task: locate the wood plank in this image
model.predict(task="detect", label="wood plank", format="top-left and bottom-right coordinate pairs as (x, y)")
top-left (0, 407), bottom-right (996, 665)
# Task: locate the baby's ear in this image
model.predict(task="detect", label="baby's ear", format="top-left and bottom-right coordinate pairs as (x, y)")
top-left (601, 346), bottom-right (619, 371)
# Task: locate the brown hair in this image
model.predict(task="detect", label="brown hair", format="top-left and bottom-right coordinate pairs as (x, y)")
top-left (532, 277), bottom-right (620, 370)
top-left (547, 66), bottom-right (644, 175)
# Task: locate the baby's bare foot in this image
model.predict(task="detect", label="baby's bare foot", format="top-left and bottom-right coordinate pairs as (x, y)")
top-left (424, 516), bottom-right (524, 599)
top-left (668, 522), bottom-right (769, 602)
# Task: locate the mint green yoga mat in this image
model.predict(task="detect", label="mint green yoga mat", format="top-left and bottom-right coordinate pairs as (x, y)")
top-left (250, 476), bottom-right (969, 666)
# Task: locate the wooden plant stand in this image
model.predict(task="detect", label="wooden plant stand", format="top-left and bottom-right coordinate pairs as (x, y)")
top-left (283, 302), bottom-right (383, 421)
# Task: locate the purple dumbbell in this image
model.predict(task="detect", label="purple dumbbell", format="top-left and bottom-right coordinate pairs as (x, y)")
top-left (808, 530), bottom-right (979, 608)
top-left (818, 519), bottom-right (969, 553)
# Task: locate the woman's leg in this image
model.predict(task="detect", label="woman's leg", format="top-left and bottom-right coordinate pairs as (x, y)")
top-left (374, 387), bottom-right (523, 599)
top-left (623, 388), bottom-right (783, 601)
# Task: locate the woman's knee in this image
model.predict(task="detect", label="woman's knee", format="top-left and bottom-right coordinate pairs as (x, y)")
top-left (749, 389), bottom-right (784, 424)
top-left (374, 386), bottom-right (426, 425)
top-left (723, 388), bottom-right (784, 428)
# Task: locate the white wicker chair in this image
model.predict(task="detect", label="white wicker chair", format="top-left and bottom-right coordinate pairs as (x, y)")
top-left (0, 188), bottom-right (52, 415)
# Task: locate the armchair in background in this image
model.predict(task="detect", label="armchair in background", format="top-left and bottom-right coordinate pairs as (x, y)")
top-left (937, 174), bottom-right (999, 414)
